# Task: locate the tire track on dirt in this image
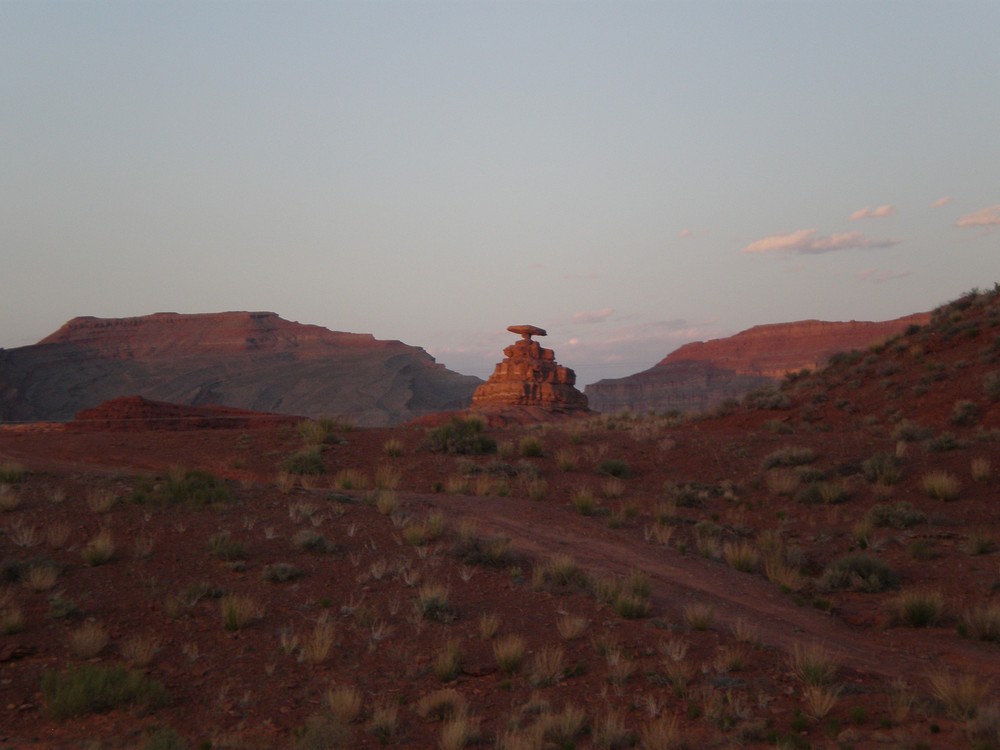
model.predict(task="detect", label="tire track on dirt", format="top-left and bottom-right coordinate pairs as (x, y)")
top-left (420, 493), bottom-right (999, 687)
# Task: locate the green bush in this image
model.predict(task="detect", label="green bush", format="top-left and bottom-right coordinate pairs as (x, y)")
top-left (861, 453), bottom-right (902, 485)
top-left (743, 387), bottom-right (791, 410)
top-left (428, 417), bottom-right (496, 455)
top-left (761, 446), bottom-right (817, 469)
top-left (819, 554), bottom-right (897, 592)
top-left (866, 502), bottom-right (926, 529)
top-left (41, 664), bottom-right (170, 719)
top-left (280, 447), bottom-right (327, 475)
top-left (950, 400), bottom-right (980, 427)
top-left (165, 469), bottom-right (231, 506)
top-left (598, 459), bottom-right (632, 478)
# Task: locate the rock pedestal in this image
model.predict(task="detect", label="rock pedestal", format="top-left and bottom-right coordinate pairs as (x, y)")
top-left (471, 325), bottom-right (589, 412)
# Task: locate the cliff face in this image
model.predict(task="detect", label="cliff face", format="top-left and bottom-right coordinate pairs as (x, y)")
top-left (1, 312), bottom-right (481, 426)
top-left (585, 314), bottom-right (930, 414)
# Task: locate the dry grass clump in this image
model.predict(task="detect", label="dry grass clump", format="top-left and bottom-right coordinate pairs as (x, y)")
top-left (373, 490), bottom-right (399, 516)
top-left (639, 715), bottom-right (684, 750)
top-left (300, 618), bottom-right (336, 663)
top-left (478, 613), bottom-right (501, 640)
top-left (434, 639), bottom-right (463, 682)
top-left (971, 457), bottom-right (992, 482)
top-left (493, 634), bottom-right (527, 675)
top-left (440, 711), bottom-right (481, 750)
top-left (417, 583), bottom-right (456, 623)
top-left (416, 688), bottom-right (467, 721)
top-left (1, 605), bottom-right (25, 635)
top-left (958, 603), bottom-right (1000, 642)
top-left (119, 635), bottom-right (160, 667)
top-left (373, 463), bottom-right (401, 490)
top-left (928, 669), bottom-right (991, 719)
top-left (69, 621), bottom-right (109, 659)
top-left (722, 540), bottom-right (760, 573)
top-left (519, 436), bottom-right (545, 458)
top-left (556, 614), bottom-right (588, 641)
top-left (801, 684), bottom-right (841, 721)
top-left (891, 590), bottom-right (944, 627)
top-left (532, 553), bottom-right (590, 591)
top-left (788, 642), bottom-right (838, 686)
top-left (570, 487), bottom-right (597, 516)
top-left (220, 594), bottom-right (262, 631)
top-left (593, 710), bottom-right (633, 749)
top-left (85, 488), bottom-right (117, 514)
top-left (0, 484), bottom-right (22, 512)
top-left (47, 521), bottom-right (72, 549)
top-left (325, 685), bottom-right (363, 724)
top-left (602, 477), bottom-right (625, 499)
top-left (81, 528), bottom-right (115, 566)
top-left (382, 438), bottom-right (404, 457)
top-left (537, 703), bottom-right (587, 746)
top-left (555, 448), bottom-right (578, 472)
top-left (367, 701), bottom-right (398, 743)
top-left (920, 470), bottom-right (961, 500)
top-left (334, 468), bottom-right (368, 490)
top-left (765, 470), bottom-right (800, 496)
top-left (24, 563), bottom-right (59, 591)
top-left (528, 645), bottom-right (565, 687)
top-left (761, 445), bottom-right (816, 469)
top-left (683, 602), bottom-right (714, 631)
top-left (6, 519), bottom-right (38, 548)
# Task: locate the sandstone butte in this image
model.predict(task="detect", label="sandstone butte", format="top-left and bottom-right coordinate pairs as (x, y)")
top-left (470, 325), bottom-right (590, 421)
top-left (585, 313), bottom-right (931, 414)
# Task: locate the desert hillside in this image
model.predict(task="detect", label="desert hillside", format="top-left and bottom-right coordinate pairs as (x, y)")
top-left (0, 312), bottom-right (481, 427)
top-left (586, 313), bottom-right (930, 414)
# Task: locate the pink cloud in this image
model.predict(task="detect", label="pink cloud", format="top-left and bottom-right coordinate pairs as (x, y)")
top-left (678, 228), bottom-right (694, 238)
top-left (931, 196), bottom-right (952, 209)
top-left (571, 307), bottom-right (615, 324)
top-left (955, 205), bottom-right (1000, 229)
top-left (850, 205), bottom-right (896, 221)
top-left (856, 268), bottom-right (912, 284)
top-left (742, 229), bottom-right (900, 255)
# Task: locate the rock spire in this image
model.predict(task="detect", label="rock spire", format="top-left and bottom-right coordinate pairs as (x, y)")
top-left (471, 325), bottom-right (589, 413)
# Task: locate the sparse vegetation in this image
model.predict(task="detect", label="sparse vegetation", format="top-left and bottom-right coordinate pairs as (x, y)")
top-left (41, 664), bottom-right (170, 719)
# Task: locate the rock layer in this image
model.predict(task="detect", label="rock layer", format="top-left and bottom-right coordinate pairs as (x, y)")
top-left (0, 312), bottom-right (481, 426)
top-left (586, 314), bottom-right (930, 414)
top-left (472, 326), bottom-right (589, 413)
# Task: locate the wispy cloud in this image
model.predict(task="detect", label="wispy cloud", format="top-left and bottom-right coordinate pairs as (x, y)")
top-left (850, 205), bottom-right (896, 220)
top-left (742, 229), bottom-right (900, 255)
top-left (931, 196), bottom-right (952, 209)
top-left (678, 228), bottom-right (694, 238)
top-left (857, 268), bottom-right (912, 285)
top-left (571, 307), bottom-right (615, 324)
top-left (955, 204), bottom-right (1000, 230)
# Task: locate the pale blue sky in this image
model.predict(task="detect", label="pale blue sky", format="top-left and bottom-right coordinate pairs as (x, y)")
top-left (2, 1), bottom-right (998, 386)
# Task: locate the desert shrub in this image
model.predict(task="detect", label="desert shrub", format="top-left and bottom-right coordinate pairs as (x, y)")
top-left (866, 502), bottom-right (926, 529)
top-left (81, 529), bottom-right (115, 566)
top-left (428, 417), bottom-right (496, 455)
top-left (417, 583), bottom-right (457, 623)
top-left (555, 448), bottom-right (578, 471)
top-left (984, 371), bottom-right (1000, 401)
top-left (795, 481), bottom-right (848, 505)
top-left (528, 645), bottom-right (565, 687)
top-left (291, 529), bottom-right (337, 554)
top-left (761, 446), bottom-right (816, 469)
top-left (220, 594), bottom-right (261, 631)
top-left (951, 399), bottom-right (980, 426)
top-left (208, 531), bottom-right (246, 561)
top-left (450, 533), bottom-right (518, 569)
top-left (920, 471), bottom-right (961, 500)
top-left (293, 712), bottom-right (350, 750)
top-left (684, 602), bottom-right (715, 630)
top-left (0, 462), bottom-right (25, 483)
top-left (69, 621), bottom-right (109, 658)
top-left (971, 457), bottom-right (992, 482)
top-left (788, 642), bottom-right (838, 686)
top-left (928, 669), bottom-right (990, 720)
top-left (892, 590), bottom-right (944, 627)
top-left (598, 459), bottom-right (631, 478)
top-left (325, 685), bottom-right (363, 724)
top-left (743, 386), bottom-right (791, 410)
top-left (142, 726), bottom-right (188, 750)
top-left (519, 436), bottom-right (544, 457)
top-left (382, 438), bottom-right (404, 457)
top-left (533, 554), bottom-right (590, 591)
top-left (493, 634), bottom-right (526, 675)
top-left (927, 432), bottom-right (966, 452)
top-left (297, 418), bottom-right (345, 446)
top-left (612, 591), bottom-right (650, 619)
top-left (958, 603), bottom-right (1000, 642)
top-left (892, 420), bottom-right (933, 442)
top-left (164, 469), bottom-right (231, 506)
top-left (571, 487), bottom-right (597, 516)
top-left (433, 639), bottom-right (463, 682)
top-left (41, 664), bottom-right (170, 719)
top-left (722, 541), bottom-right (760, 573)
top-left (819, 554), bottom-right (897, 592)
top-left (263, 562), bottom-right (304, 583)
top-left (280, 447), bottom-right (326, 476)
top-left (861, 453), bottom-right (902, 485)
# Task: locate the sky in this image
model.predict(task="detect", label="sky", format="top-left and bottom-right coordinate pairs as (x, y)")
top-left (2, 1), bottom-right (998, 387)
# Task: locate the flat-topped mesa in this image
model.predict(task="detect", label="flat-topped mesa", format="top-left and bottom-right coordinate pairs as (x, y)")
top-left (471, 325), bottom-right (589, 412)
